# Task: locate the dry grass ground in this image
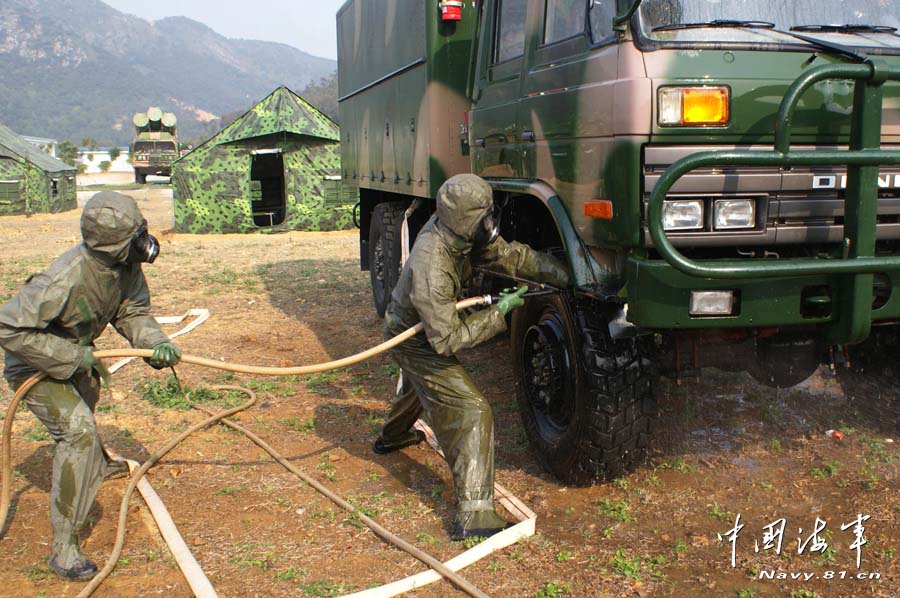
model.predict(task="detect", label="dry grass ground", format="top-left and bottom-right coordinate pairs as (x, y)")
top-left (0, 186), bottom-right (897, 598)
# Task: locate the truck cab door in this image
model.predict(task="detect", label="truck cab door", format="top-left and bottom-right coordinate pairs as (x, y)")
top-left (470, 0), bottom-right (529, 178)
top-left (518, 0), bottom-right (619, 206)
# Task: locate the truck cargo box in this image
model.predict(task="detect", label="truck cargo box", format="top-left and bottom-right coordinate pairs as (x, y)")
top-left (337, 0), bottom-right (477, 199)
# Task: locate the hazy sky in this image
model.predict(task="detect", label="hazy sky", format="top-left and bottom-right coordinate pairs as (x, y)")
top-left (102, 0), bottom-right (347, 59)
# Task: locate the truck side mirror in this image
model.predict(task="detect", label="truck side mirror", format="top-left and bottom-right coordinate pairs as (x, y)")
top-left (612, 0), bottom-right (643, 28)
top-left (613, 0), bottom-right (682, 30)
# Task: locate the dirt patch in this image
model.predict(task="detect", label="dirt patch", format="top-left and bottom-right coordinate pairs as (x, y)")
top-left (0, 189), bottom-right (898, 597)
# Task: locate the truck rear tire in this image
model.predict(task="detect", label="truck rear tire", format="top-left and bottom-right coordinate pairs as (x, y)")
top-left (511, 293), bottom-right (658, 485)
top-left (368, 202), bottom-right (405, 318)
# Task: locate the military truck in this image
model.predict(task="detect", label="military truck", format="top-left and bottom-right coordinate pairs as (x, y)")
top-left (337, 0), bottom-right (900, 484)
top-left (131, 107), bottom-right (179, 184)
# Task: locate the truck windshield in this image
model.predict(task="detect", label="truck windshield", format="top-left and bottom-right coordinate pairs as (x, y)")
top-left (134, 141), bottom-right (176, 152)
top-left (636, 0), bottom-right (900, 52)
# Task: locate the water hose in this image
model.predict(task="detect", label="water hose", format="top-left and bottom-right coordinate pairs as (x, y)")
top-left (0, 295), bottom-right (498, 596)
top-left (105, 449), bottom-right (218, 598)
top-left (76, 385), bottom-right (257, 598)
top-left (194, 406), bottom-right (490, 598)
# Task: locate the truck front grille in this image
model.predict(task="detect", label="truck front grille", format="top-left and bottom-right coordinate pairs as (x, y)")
top-left (642, 145), bottom-right (900, 248)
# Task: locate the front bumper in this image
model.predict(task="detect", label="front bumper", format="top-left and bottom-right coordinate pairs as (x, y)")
top-left (626, 256), bottom-right (900, 330)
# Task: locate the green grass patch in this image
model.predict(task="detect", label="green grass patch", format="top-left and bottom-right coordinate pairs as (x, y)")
top-left (660, 457), bottom-right (697, 473)
top-left (463, 535), bottom-right (487, 549)
top-left (231, 549), bottom-right (275, 570)
top-left (534, 581), bottom-right (572, 598)
top-left (246, 379), bottom-right (280, 393)
top-left (595, 498), bottom-right (634, 523)
top-left (139, 377), bottom-right (219, 411)
top-left (281, 417), bottom-right (316, 433)
top-left (430, 483), bottom-right (445, 501)
top-left (318, 453), bottom-right (336, 481)
top-left (216, 486), bottom-right (243, 497)
top-left (610, 549), bottom-right (643, 581)
top-left (709, 502), bottom-right (736, 522)
top-left (17, 563), bottom-right (52, 581)
top-left (809, 460), bottom-right (841, 479)
top-left (299, 580), bottom-right (354, 597)
top-left (305, 371), bottom-right (341, 395)
top-left (366, 413), bottom-right (384, 435)
top-left (275, 566), bottom-right (309, 581)
top-left (23, 424), bottom-right (49, 442)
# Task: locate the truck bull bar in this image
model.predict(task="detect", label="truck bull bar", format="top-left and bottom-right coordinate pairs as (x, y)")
top-left (648, 61), bottom-right (900, 344)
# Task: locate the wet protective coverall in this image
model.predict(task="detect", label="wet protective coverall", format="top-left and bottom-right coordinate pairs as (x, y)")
top-left (377, 174), bottom-right (570, 538)
top-left (0, 192), bottom-right (172, 576)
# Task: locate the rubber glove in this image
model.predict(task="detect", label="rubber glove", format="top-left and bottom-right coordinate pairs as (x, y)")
top-left (496, 285), bottom-right (528, 316)
top-left (148, 342), bottom-right (182, 369)
top-left (77, 349), bottom-right (111, 386)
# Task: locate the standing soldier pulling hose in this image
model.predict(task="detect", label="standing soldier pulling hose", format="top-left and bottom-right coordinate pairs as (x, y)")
top-left (373, 174), bottom-right (570, 540)
top-left (0, 192), bottom-right (181, 580)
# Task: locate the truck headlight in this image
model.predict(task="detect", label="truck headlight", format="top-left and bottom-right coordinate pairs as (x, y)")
top-left (659, 86), bottom-right (730, 126)
top-left (714, 199), bottom-right (755, 230)
top-left (663, 200), bottom-right (704, 231)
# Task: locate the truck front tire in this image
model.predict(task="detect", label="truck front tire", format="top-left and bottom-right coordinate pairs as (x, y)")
top-left (134, 169), bottom-right (146, 184)
top-left (368, 202), bottom-right (405, 318)
top-left (511, 293), bottom-right (658, 485)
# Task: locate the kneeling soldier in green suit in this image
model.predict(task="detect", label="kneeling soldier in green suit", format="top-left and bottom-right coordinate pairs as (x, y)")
top-left (374, 174), bottom-right (570, 540)
top-left (0, 192), bottom-right (181, 580)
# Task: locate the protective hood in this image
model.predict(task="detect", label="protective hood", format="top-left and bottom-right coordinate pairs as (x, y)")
top-left (80, 192), bottom-right (145, 265)
top-left (436, 174), bottom-right (494, 243)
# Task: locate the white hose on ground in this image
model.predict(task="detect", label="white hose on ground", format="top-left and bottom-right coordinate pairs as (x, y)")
top-left (106, 450), bottom-right (218, 598)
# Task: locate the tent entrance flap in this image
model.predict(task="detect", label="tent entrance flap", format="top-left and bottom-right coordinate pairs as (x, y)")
top-left (0, 179), bottom-right (23, 212)
top-left (250, 151), bottom-right (286, 227)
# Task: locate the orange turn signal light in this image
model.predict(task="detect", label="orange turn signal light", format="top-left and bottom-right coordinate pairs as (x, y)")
top-left (683, 88), bottom-right (729, 125)
top-left (584, 200), bottom-right (614, 220)
top-left (659, 86), bottom-right (730, 127)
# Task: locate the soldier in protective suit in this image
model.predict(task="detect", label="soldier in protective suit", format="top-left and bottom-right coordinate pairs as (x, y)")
top-left (374, 174), bottom-right (570, 540)
top-left (0, 192), bottom-right (181, 580)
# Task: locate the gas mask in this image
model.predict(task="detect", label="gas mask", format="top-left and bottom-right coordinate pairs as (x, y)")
top-left (128, 220), bottom-right (160, 264)
top-left (472, 206), bottom-right (500, 248)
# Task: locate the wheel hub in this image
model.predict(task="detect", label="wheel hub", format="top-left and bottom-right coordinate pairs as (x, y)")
top-left (372, 238), bottom-right (385, 284)
top-left (522, 312), bottom-right (573, 438)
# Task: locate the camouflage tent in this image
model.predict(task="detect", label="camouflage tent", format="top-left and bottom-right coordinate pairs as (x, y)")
top-left (0, 123), bottom-right (76, 216)
top-left (173, 86), bottom-right (355, 234)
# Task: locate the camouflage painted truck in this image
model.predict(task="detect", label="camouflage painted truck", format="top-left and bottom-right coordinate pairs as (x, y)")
top-left (337, 0), bottom-right (900, 484)
top-left (131, 107), bottom-right (179, 184)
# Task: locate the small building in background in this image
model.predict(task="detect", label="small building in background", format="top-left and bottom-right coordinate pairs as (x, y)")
top-left (22, 136), bottom-right (59, 158)
top-left (0, 123), bottom-right (76, 216)
top-left (78, 148), bottom-right (132, 174)
top-left (172, 86), bottom-right (356, 234)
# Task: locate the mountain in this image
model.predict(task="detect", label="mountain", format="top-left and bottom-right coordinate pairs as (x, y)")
top-left (0, 0), bottom-right (337, 145)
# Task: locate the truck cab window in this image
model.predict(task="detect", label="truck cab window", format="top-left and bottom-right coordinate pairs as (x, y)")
top-left (494, 0), bottom-right (528, 63)
top-left (544, 0), bottom-right (587, 45)
top-left (589, 0), bottom-right (617, 43)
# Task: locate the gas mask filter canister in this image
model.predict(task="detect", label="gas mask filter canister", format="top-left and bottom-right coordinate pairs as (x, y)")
top-left (129, 221), bottom-right (160, 264)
